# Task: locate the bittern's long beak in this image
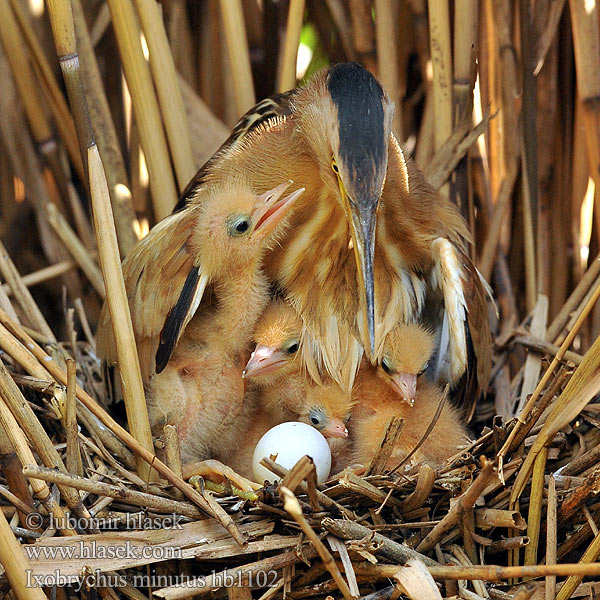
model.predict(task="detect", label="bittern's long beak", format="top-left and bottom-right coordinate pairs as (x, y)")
top-left (341, 186), bottom-right (377, 358)
top-left (242, 345), bottom-right (289, 378)
top-left (251, 181), bottom-right (304, 239)
top-left (389, 372), bottom-right (417, 407)
top-left (320, 417), bottom-right (348, 439)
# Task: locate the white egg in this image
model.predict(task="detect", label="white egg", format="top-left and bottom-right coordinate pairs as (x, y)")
top-left (252, 421), bottom-right (332, 484)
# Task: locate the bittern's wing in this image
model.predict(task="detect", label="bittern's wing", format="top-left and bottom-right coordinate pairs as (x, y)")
top-left (173, 91), bottom-right (296, 212)
top-left (96, 207), bottom-right (208, 380)
top-left (428, 238), bottom-right (491, 421)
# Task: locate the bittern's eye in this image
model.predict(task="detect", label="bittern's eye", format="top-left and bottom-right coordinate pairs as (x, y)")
top-left (308, 408), bottom-right (325, 429)
top-left (285, 340), bottom-right (299, 355)
top-left (381, 359), bottom-right (392, 374)
top-left (331, 158), bottom-right (340, 174)
top-left (227, 216), bottom-right (251, 237)
top-left (418, 361), bottom-right (429, 376)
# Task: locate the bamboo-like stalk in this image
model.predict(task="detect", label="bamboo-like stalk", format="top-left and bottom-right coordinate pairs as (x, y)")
top-left (70, 0), bottom-right (138, 257)
top-left (374, 0), bottom-right (402, 139)
top-left (278, 0), bottom-right (305, 92)
top-left (453, 0), bottom-right (477, 123)
top-left (1, 261), bottom-right (77, 295)
top-left (87, 145), bottom-right (155, 481)
top-left (545, 475), bottom-right (557, 600)
top-left (134, 0), bottom-right (196, 189)
top-left (46, 202), bottom-right (105, 298)
top-left (427, 0), bottom-right (452, 160)
top-left (106, 0), bottom-right (177, 220)
top-left (0, 507), bottom-right (48, 600)
top-left (218, 0), bottom-right (256, 114)
top-left (349, 0), bottom-right (376, 71)
top-left (6, 0), bottom-right (84, 183)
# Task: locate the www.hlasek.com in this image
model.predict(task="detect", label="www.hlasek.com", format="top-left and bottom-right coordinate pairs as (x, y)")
top-left (24, 511), bottom-right (185, 531)
top-left (26, 570), bottom-right (280, 592)
top-left (24, 541), bottom-right (182, 562)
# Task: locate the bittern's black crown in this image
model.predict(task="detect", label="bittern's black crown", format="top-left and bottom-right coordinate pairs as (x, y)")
top-left (326, 62), bottom-right (388, 203)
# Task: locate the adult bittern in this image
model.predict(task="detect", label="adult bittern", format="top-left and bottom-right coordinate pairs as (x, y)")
top-left (99, 62), bottom-right (491, 416)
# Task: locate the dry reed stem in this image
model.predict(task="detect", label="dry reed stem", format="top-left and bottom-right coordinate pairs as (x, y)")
top-left (0, 239), bottom-right (55, 341)
top-left (1, 261), bottom-right (76, 295)
top-left (0, 308), bottom-right (244, 545)
top-left (453, 0), bottom-right (477, 122)
top-left (0, 391), bottom-right (75, 535)
top-left (22, 465), bottom-right (202, 519)
top-left (218, 0), bottom-right (256, 114)
top-left (498, 277), bottom-right (600, 472)
top-left (134, 0), bottom-right (196, 190)
top-left (7, 0), bottom-right (84, 182)
top-left (375, 0), bottom-right (402, 139)
top-left (427, 0), bottom-right (452, 196)
top-left (523, 446), bottom-right (548, 569)
top-left (70, 0), bottom-right (138, 256)
top-left (87, 144), bottom-right (155, 480)
top-left (65, 358), bottom-right (82, 477)
top-left (0, 507), bottom-right (47, 600)
top-left (281, 486), bottom-right (353, 600)
top-left (106, 0), bottom-right (177, 220)
top-left (46, 202), bottom-right (105, 298)
top-left (556, 531), bottom-right (600, 600)
top-left (278, 0), bottom-right (305, 92)
top-left (545, 475), bottom-right (557, 600)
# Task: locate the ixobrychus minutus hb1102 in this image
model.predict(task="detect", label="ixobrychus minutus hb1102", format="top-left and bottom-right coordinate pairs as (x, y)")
top-left (99, 61), bottom-right (491, 417)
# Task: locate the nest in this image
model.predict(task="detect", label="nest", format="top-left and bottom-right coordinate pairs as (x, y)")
top-left (1, 0), bottom-right (600, 598)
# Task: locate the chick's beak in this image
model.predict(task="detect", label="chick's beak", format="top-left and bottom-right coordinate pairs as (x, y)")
top-left (320, 417), bottom-right (348, 439)
top-left (242, 345), bottom-right (289, 378)
top-left (389, 372), bottom-right (417, 406)
top-left (338, 180), bottom-right (377, 359)
top-left (251, 181), bottom-right (304, 238)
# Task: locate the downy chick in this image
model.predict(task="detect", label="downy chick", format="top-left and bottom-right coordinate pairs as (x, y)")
top-left (350, 324), bottom-right (469, 470)
top-left (379, 323), bottom-right (435, 405)
top-left (144, 180), bottom-right (303, 486)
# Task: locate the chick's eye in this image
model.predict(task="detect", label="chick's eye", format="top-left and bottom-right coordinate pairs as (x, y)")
top-left (418, 361), bottom-right (429, 376)
top-left (227, 217), bottom-right (250, 236)
top-left (309, 409), bottom-right (323, 428)
top-left (286, 342), bottom-right (299, 355)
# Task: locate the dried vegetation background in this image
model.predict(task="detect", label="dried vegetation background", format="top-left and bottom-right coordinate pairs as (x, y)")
top-left (1, 0), bottom-right (600, 598)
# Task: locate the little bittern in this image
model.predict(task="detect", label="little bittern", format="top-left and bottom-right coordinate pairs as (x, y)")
top-left (99, 62), bottom-right (491, 418)
top-left (379, 323), bottom-right (435, 406)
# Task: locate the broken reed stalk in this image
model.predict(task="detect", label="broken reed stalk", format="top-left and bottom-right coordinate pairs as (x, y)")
top-left (1, 261), bottom-right (76, 295)
top-left (374, 0), bottom-right (402, 139)
top-left (278, 0), bottom-right (305, 93)
top-left (545, 475), bottom-right (557, 600)
top-left (556, 531), bottom-right (600, 600)
top-left (0, 507), bottom-right (47, 600)
top-left (0, 307), bottom-right (244, 546)
top-left (281, 486), bottom-right (353, 600)
top-left (453, 0), bottom-right (477, 122)
top-left (106, 0), bottom-right (177, 220)
top-left (87, 145), bottom-right (156, 482)
top-left (134, 0), bottom-right (196, 190)
top-left (523, 446), bottom-right (548, 568)
top-left (218, 0), bottom-right (256, 114)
